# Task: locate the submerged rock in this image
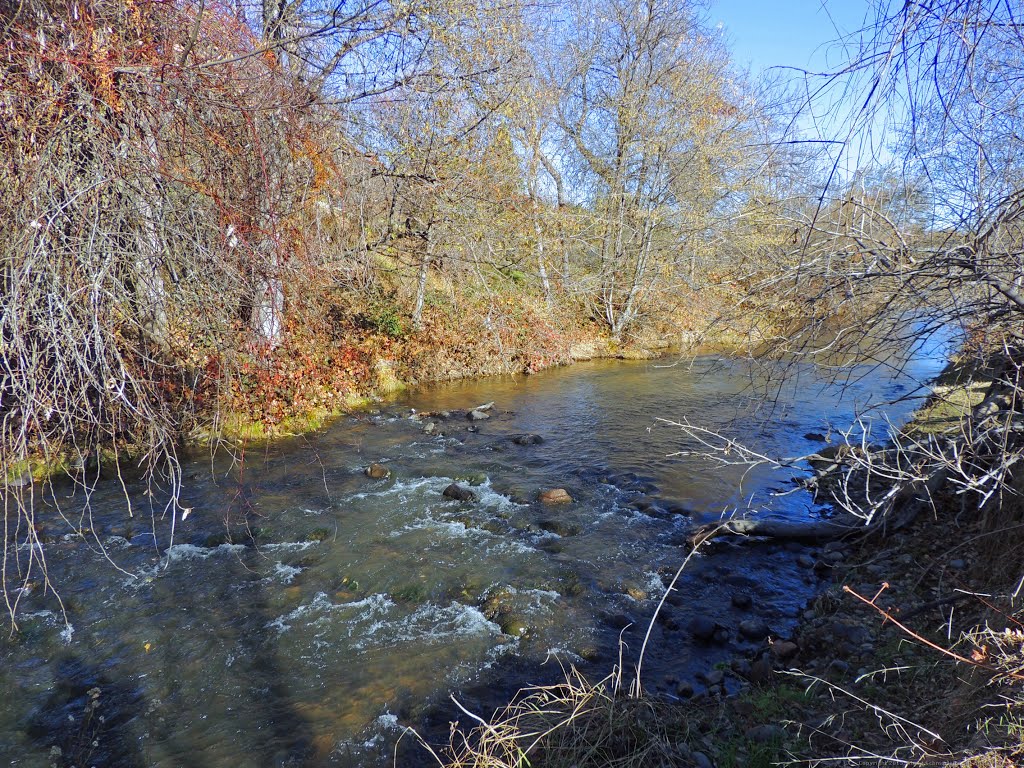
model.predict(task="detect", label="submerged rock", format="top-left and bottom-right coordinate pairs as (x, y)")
top-left (442, 483), bottom-right (477, 502)
top-left (539, 519), bottom-right (581, 537)
top-left (511, 434), bottom-right (544, 446)
top-left (499, 616), bottom-right (530, 637)
top-left (457, 472), bottom-right (488, 486)
top-left (539, 488), bottom-right (573, 504)
top-left (731, 592), bottom-right (753, 609)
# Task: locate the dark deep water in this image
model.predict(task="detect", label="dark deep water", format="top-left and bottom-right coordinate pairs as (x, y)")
top-left (0, 341), bottom-right (950, 767)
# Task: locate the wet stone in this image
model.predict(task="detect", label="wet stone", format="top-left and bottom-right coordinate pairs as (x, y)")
top-left (511, 434), bottom-right (544, 446)
top-left (539, 488), bottom-right (573, 504)
top-left (770, 640), bottom-right (799, 660)
top-left (701, 669), bottom-right (725, 686)
top-left (738, 619), bottom-right (770, 640)
top-left (365, 463), bottom-right (390, 479)
top-left (499, 616), bottom-right (530, 637)
top-left (731, 593), bottom-right (754, 610)
top-left (688, 616), bottom-right (718, 642)
top-left (538, 519), bottom-right (581, 537)
top-left (442, 483), bottom-right (477, 502)
top-left (601, 612), bottom-right (637, 630)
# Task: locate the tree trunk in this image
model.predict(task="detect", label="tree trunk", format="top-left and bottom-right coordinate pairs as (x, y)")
top-left (412, 236), bottom-right (434, 331)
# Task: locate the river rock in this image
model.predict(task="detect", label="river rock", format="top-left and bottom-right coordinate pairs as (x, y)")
top-left (738, 619), bottom-right (770, 640)
top-left (828, 659), bottom-right (850, 674)
top-left (539, 488), bottom-right (573, 504)
top-left (457, 472), bottom-right (488, 486)
top-left (539, 519), bottom-right (581, 537)
top-left (700, 669), bottom-right (724, 686)
top-left (512, 434), bottom-right (544, 446)
top-left (731, 592), bottom-right (753, 609)
top-left (442, 483), bottom-right (477, 502)
top-left (770, 640), bottom-right (799, 660)
top-left (745, 724), bottom-right (786, 743)
top-left (676, 681), bottom-right (694, 698)
top-left (748, 655), bottom-right (773, 685)
top-left (499, 616), bottom-right (529, 637)
top-left (692, 752), bottom-right (713, 768)
top-left (688, 616), bottom-right (718, 642)
top-left (422, 421), bottom-right (437, 435)
top-left (365, 463), bottom-right (390, 479)
top-left (797, 553), bottom-right (815, 568)
top-left (468, 409), bottom-right (490, 421)
top-left (662, 501), bottom-right (693, 516)
top-left (624, 584), bottom-right (647, 601)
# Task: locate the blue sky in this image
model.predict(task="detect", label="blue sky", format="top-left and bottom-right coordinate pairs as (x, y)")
top-left (711, 0), bottom-right (874, 77)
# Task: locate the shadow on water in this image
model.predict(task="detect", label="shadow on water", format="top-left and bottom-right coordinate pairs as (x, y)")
top-left (27, 656), bottom-right (146, 768)
top-left (3, 342), bottom-right (953, 767)
top-left (144, 538), bottom-right (319, 767)
top-left (225, 546), bottom-right (318, 767)
top-left (20, 524), bottom-right (319, 767)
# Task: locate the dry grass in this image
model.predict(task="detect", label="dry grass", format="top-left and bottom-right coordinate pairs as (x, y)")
top-left (415, 669), bottom-right (700, 768)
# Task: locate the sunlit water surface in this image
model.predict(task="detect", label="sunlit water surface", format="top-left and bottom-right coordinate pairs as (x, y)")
top-left (0, 343), bottom-right (949, 767)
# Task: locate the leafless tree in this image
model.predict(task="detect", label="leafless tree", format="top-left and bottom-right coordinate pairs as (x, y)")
top-left (678, 0), bottom-right (1024, 545)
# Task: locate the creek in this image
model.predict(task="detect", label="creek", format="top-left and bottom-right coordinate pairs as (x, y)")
top-left (0, 343), bottom-right (949, 767)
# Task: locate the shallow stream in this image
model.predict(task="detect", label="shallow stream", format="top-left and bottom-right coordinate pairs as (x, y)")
top-left (1, 346), bottom-right (949, 767)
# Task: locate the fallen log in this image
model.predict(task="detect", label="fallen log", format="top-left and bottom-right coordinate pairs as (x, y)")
top-left (687, 518), bottom-right (862, 547)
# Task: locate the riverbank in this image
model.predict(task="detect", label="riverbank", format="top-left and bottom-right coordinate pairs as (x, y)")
top-left (423, 354), bottom-right (1024, 768)
top-left (199, 282), bottom-right (761, 446)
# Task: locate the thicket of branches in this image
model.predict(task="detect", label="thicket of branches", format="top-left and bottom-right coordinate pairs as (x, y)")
top-left (0, 0), bottom-right (802, 610)
top-left (765, 0), bottom-right (1024, 525)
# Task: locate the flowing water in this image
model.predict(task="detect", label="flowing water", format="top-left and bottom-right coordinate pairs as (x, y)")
top-left (0, 343), bottom-right (950, 767)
